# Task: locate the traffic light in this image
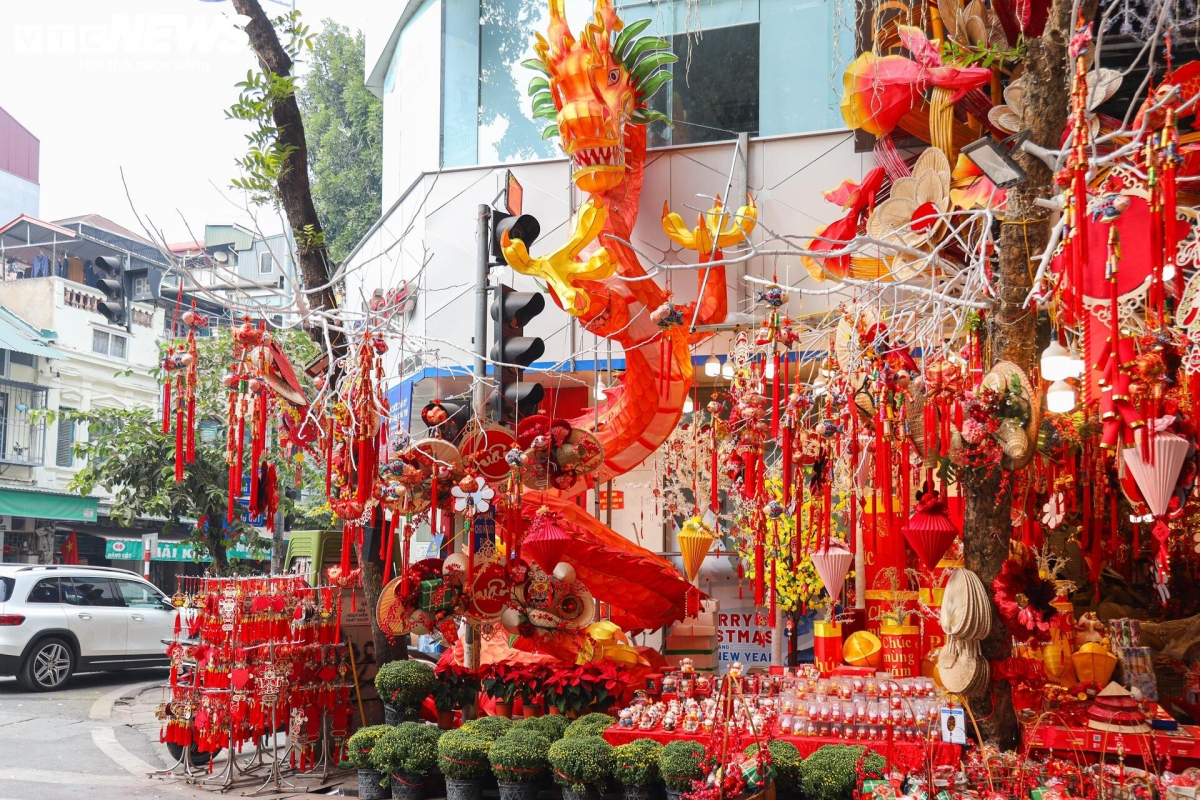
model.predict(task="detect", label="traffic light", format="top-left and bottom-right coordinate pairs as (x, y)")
top-left (490, 209), bottom-right (540, 263)
top-left (94, 255), bottom-right (126, 326)
top-left (489, 285), bottom-right (546, 422)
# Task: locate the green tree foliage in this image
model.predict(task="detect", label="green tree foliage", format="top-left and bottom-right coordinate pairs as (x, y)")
top-left (298, 20), bottom-right (382, 263)
top-left (51, 328), bottom-right (323, 573)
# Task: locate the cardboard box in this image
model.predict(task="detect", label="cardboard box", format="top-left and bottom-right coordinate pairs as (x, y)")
top-left (665, 634), bottom-right (718, 652)
top-left (665, 652), bottom-right (718, 670)
top-left (671, 623), bottom-right (717, 637)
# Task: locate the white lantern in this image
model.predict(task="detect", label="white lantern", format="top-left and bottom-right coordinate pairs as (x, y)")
top-left (1046, 380), bottom-right (1076, 414)
top-left (721, 362), bottom-right (734, 379)
top-left (683, 395), bottom-right (695, 414)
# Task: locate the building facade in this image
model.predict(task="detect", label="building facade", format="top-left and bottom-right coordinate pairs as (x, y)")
top-left (0, 106), bottom-right (39, 225)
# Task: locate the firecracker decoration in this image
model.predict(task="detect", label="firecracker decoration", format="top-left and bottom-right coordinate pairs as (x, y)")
top-left (162, 304), bottom-right (206, 482)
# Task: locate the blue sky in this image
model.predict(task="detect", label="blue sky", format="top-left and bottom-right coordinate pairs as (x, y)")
top-left (0, 0), bottom-right (379, 242)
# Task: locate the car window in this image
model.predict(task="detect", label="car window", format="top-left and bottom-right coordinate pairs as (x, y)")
top-left (0, 576), bottom-right (14, 602)
top-left (115, 579), bottom-right (163, 608)
top-left (64, 578), bottom-right (123, 607)
top-left (26, 577), bottom-right (62, 604)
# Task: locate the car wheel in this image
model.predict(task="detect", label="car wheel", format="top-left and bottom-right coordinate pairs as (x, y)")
top-left (166, 741), bottom-right (219, 766)
top-left (17, 637), bottom-right (75, 691)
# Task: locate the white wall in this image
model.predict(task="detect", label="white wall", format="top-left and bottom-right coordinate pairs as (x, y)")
top-left (0, 170), bottom-right (39, 224)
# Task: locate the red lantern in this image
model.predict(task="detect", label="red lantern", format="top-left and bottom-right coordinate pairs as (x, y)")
top-left (902, 491), bottom-right (959, 570)
top-left (523, 508), bottom-right (572, 573)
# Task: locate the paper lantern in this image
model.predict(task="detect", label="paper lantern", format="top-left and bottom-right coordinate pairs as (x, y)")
top-left (523, 508), bottom-right (572, 573)
top-left (811, 542), bottom-right (854, 605)
top-left (1122, 428), bottom-right (1190, 517)
top-left (903, 492), bottom-right (960, 569)
top-left (678, 516), bottom-right (715, 583)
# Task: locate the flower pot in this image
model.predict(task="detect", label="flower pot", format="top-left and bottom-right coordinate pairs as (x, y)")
top-left (495, 702), bottom-right (513, 718)
top-left (383, 702), bottom-right (421, 725)
top-left (446, 778), bottom-right (484, 800)
top-left (358, 769), bottom-right (387, 800)
top-left (623, 786), bottom-right (658, 800)
top-left (390, 773), bottom-right (426, 800)
top-left (562, 789), bottom-right (602, 800)
top-left (438, 710), bottom-right (456, 729)
top-left (547, 706), bottom-right (562, 716)
top-left (522, 704), bottom-right (543, 718)
top-left (498, 782), bottom-right (540, 800)
top-left (665, 789), bottom-right (686, 800)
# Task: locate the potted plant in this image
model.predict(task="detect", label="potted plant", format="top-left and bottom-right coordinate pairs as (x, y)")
top-left (797, 745), bottom-right (885, 800)
top-left (613, 739), bottom-right (663, 800)
top-left (511, 715), bottom-right (569, 742)
top-left (657, 741), bottom-right (706, 800)
top-left (545, 664), bottom-right (591, 717)
top-left (369, 722), bottom-right (442, 800)
top-left (563, 712), bottom-right (616, 739)
top-left (344, 725), bottom-right (392, 800)
top-left (548, 735), bottom-right (615, 800)
top-left (461, 715), bottom-right (514, 739)
top-left (376, 660), bottom-right (438, 723)
top-left (583, 662), bottom-right (627, 713)
top-left (438, 729), bottom-right (493, 800)
top-left (745, 741), bottom-right (800, 799)
top-left (489, 729), bottom-right (551, 800)
top-left (516, 664), bottom-right (549, 717)
top-left (434, 663), bottom-right (480, 729)
top-left (481, 663), bottom-right (520, 718)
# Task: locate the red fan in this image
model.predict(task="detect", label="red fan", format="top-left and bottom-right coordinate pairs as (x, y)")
top-left (902, 491), bottom-right (959, 570)
top-left (523, 508), bottom-right (572, 573)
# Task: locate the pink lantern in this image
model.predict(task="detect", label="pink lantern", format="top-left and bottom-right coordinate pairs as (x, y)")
top-left (903, 492), bottom-right (959, 570)
top-left (523, 507), bottom-right (572, 573)
top-left (811, 543), bottom-right (854, 605)
top-left (1122, 425), bottom-right (1190, 517)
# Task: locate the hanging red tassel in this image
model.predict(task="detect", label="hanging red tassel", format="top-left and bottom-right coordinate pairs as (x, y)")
top-left (771, 351), bottom-right (781, 438)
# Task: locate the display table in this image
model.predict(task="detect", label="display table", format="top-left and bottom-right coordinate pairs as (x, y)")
top-left (601, 727), bottom-right (961, 773)
top-left (1023, 706), bottom-right (1200, 770)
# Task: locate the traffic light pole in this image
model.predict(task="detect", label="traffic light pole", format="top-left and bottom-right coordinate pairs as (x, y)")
top-left (473, 204), bottom-right (491, 420)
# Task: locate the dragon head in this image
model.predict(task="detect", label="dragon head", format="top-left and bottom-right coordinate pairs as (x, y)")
top-left (527, 0), bottom-right (673, 194)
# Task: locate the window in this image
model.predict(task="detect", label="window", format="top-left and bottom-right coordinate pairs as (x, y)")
top-left (56, 408), bottom-right (75, 467)
top-left (64, 577), bottom-right (123, 607)
top-left (91, 329), bottom-right (128, 360)
top-left (259, 252), bottom-right (274, 274)
top-left (0, 576), bottom-right (12, 603)
top-left (27, 578), bottom-right (62, 604)
top-left (115, 579), bottom-right (164, 609)
top-left (9, 351), bottom-right (34, 368)
top-left (197, 418), bottom-right (222, 444)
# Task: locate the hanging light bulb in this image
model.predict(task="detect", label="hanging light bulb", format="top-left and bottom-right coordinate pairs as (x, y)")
top-left (721, 361), bottom-right (734, 379)
top-left (764, 357), bottom-right (776, 379)
top-left (1040, 340), bottom-right (1073, 381)
top-left (683, 395), bottom-right (695, 414)
top-left (595, 379), bottom-right (607, 401)
top-left (1164, 264), bottom-right (1177, 283)
top-left (1046, 380), bottom-right (1076, 414)
top-left (704, 354), bottom-right (721, 377)
top-left (1066, 343), bottom-right (1085, 378)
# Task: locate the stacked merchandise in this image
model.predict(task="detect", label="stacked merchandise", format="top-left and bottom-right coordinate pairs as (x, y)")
top-left (158, 575), bottom-right (355, 771)
top-left (1112, 618), bottom-right (1159, 702)
top-left (664, 598), bottom-right (720, 673)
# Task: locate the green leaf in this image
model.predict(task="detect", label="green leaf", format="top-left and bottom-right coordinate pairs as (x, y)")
top-left (635, 69), bottom-right (672, 100)
top-left (532, 106), bottom-right (559, 121)
top-left (623, 36), bottom-right (670, 70)
top-left (613, 18), bottom-right (653, 64)
top-left (542, 124), bottom-right (560, 140)
top-left (532, 92), bottom-right (555, 111)
top-left (522, 58), bottom-right (550, 76)
top-left (528, 76), bottom-right (550, 95)
top-left (631, 52), bottom-right (678, 85)
top-left (639, 109), bottom-right (672, 127)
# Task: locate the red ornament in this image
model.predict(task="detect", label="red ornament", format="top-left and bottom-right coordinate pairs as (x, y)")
top-left (522, 507), bottom-right (572, 573)
top-left (902, 491), bottom-right (959, 570)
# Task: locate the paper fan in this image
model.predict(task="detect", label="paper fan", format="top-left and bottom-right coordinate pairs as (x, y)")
top-left (903, 492), bottom-right (959, 569)
top-left (677, 516), bottom-right (715, 583)
top-left (1122, 427), bottom-right (1191, 517)
top-left (811, 543), bottom-right (854, 605)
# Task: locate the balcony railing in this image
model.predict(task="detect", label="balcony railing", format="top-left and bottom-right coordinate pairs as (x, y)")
top-left (62, 283), bottom-right (153, 328)
top-left (0, 379), bottom-right (47, 466)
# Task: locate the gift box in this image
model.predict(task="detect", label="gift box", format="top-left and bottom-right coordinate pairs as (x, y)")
top-left (814, 620), bottom-right (843, 677)
top-left (861, 779), bottom-right (899, 799)
top-left (1110, 618), bottom-right (1142, 649)
top-left (419, 578), bottom-right (451, 612)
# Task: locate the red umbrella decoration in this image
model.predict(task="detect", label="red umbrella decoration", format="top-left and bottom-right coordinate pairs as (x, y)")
top-left (523, 507), bottom-right (573, 573)
top-left (902, 491), bottom-right (959, 570)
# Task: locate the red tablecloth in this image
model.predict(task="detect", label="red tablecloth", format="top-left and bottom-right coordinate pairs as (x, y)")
top-left (601, 727), bottom-right (961, 773)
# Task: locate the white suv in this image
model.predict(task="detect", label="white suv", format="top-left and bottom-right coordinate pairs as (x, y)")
top-left (0, 565), bottom-right (177, 691)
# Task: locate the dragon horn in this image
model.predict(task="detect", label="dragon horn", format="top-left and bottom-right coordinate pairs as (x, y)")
top-left (546, 0), bottom-right (575, 55)
top-left (594, 0), bottom-right (623, 34)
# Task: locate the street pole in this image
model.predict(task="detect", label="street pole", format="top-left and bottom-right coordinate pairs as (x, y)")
top-left (464, 204), bottom-right (490, 680)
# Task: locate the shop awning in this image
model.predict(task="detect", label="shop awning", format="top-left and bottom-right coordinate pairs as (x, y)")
top-left (0, 308), bottom-right (63, 361)
top-left (0, 486), bottom-right (98, 522)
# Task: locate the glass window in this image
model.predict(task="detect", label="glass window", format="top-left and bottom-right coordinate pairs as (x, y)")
top-left (110, 334), bottom-right (127, 360)
top-left (26, 578), bottom-right (61, 604)
top-left (9, 351), bottom-right (34, 368)
top-left (65, 578), bottom-right (123, 607)
top-left (92, 329), bottom-right (109, 355)
top-left (114, 579), bottom-right (163, 608)
top-left (0, 576), bottom-right (12, 602)
top-left (259, 252), bottom-right (274, 274)
top-left (56, 409), bottom-right (75, 467)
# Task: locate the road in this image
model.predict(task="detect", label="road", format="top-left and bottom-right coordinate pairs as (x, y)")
top-left (0, 671), bottom-right (347, 799)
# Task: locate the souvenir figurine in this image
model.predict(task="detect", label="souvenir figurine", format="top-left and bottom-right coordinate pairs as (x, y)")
top-left (619, 709), bottom-right (635, 728)
top-left (663, 713), bottom-right (677, 732)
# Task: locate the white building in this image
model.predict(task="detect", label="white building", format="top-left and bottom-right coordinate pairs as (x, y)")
top-left (0, 106), bottom-right (39, 225)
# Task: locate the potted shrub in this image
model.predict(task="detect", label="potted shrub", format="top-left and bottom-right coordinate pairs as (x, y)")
top-left (545, 664), bottom-right (591, 717)
top-left (511, 715), bottom-right (569, 742)
top-left (376, 660), bottom-right (438, 723)
top-left (548, 735), bottom-right (615, 800)
top-left (563, 712), bottom-right (616, 739)
top-left (516, 664), bottom-right (549, 717)
top-left (434, 663), bottom-right (480, 729)
top-left (344, 725), bottom-right (392, 800)
top-left (657, 740), bottom-right (706, 800)
top-left (461, 716), bottom-right (514, 739)
top-left (481, 663), bottom-right (520, 718)
top-left (798, 745), bottom-right (885, 800)
top-left (489, 730), bottom-right (551, 800)
top-left (369, 722), bottom-right (442, 800)
top-left (613, 739), bottom-right (663, 800)
top-left (745, 741), bottom-right (800, 798)
top-left (438, 729), bottom-right (493, 800)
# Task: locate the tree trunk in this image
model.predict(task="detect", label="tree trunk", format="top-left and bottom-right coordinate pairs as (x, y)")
top-left (234, 0), bottom-right (400, 666)
top-left (960, 0), bottom-right (1096, 747)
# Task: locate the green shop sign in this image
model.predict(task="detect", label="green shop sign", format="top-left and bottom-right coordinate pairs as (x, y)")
top-left (105, 539), bottom-right (267, 563)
